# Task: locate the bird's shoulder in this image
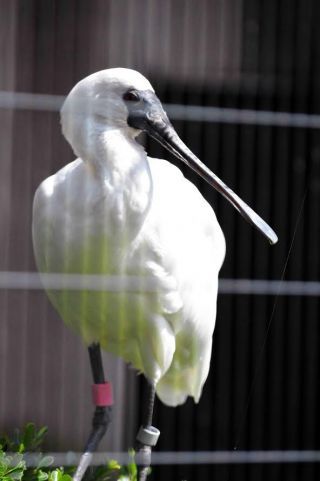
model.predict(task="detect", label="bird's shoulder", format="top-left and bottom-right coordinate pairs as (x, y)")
top-left (33, 158), bottom-right (104, 222)
top-left (147, 156), bottom-right (225, 244)
top-left (148, 156), bottom-right (211, 209)
top-left (147, 156), bottom-right (184, 187)
top-left (33, 159), bottom-right (83, 204)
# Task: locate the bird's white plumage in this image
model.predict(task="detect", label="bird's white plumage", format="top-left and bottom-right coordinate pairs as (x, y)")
top-left (32, 68), bottom-right (225, 406)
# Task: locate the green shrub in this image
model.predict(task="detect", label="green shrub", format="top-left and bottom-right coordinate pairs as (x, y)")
top-left (0, 424), bottom-right (137, 481)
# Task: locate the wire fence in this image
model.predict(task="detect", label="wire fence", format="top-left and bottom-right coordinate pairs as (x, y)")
top-left (0, 3), bottom-right (318, 477)
top-left (0, 271), bottom-right (320, 296)
top-left (17, 450), bottom-right (320, 467)
top-left (1, 91), bottom-right (320, 129)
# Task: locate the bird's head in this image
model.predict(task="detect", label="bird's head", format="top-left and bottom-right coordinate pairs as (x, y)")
top-left (60, 68), bottom-right (155, 153)
top-left (61, 68), bottom-right (277, 245)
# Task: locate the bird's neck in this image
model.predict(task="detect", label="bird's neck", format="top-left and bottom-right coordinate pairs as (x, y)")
top-left (86, 129), bottom-right (144, 177)
top-left (86, 128), bottom-right (153, 229)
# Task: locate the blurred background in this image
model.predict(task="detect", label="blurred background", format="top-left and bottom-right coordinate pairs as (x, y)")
top-left (0, 0), bottom-right (320, 479)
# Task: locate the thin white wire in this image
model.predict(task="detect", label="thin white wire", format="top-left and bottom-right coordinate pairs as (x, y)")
top-left (218, 278), bottom-right (320, 296)
top-left (19, 450), bottom-right (320, 466)
top-left (165, 104), bottom-right (320, 128)
top-left (0, 272), bottom-right (159, 292)
top-left (1, 91), bottom-right (320, 128)
top-left (0, 271), bottom-right (320, 296)
top-left (0, 91), bottom-right (64, 111)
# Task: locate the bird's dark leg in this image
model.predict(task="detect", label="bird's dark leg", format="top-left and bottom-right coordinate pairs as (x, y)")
top-left (73, 343), bottom-right (113, 481)
top-left (135, 380), bottom-right (160, 481)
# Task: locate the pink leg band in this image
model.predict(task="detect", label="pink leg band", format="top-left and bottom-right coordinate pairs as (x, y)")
top-left (92, 382), bottom-right (113, 407)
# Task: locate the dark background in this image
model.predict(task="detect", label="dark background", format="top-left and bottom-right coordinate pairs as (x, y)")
top-left (0, 1), bottom-right (320, 480)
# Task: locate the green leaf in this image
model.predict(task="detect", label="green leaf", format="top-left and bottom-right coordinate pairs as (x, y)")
top-left (33, 428), bottom-right (48, 449)
top-left (48, 468), bottom-right (68, 481)
top-left (59, 475), bottom-right (72, 481)
top-left (22, 424), bottom-right (36, 450)
top-left (37, 456), bottom-right (54, 469)
top-left (17, 444), bottom-right (25, 455)
top-left (36, 470), bottom-right (49, 481)
top-left (6, 469), bottom-right (25, 480)
top-left (0, 453), bottom-right (10, 469)
top-left (106, 459), bottom-right (121, 471)
top-left (126, 461), bottom-right (137, 478)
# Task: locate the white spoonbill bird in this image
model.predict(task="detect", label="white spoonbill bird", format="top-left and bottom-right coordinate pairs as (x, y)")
top-left (32, 68), bottom-right (277, 473)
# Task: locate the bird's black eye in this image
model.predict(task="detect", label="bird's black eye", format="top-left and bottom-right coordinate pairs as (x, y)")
top-left (123, 90), bottom-right (140, 102)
